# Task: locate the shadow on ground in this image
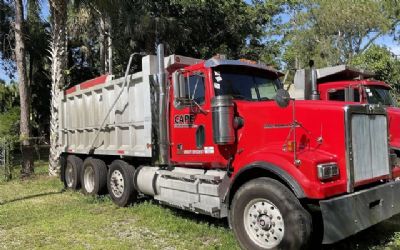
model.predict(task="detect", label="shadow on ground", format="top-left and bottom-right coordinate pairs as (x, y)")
top-left (0, 190), bottom-right (65, 206)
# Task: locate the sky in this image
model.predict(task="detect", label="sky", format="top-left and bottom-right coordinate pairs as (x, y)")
top-left (0, 1), bottom-right (399, 83)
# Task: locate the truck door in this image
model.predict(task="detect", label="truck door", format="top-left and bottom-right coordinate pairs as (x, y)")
top-left (170, 69), bottom-right (220, 166)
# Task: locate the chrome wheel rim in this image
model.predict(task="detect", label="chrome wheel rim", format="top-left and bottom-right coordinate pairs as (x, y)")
top-left (243, 198), bottom-right (285, 249)
top-left (65, 163), bottom-right (74, 187)
top-left (110, 170), bottom-right (124, 198)
top-left (84, 166), bottom-right (95, 193)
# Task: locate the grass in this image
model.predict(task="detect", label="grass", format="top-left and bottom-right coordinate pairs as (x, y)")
top-left (1, 161), bottom-right (400, 249)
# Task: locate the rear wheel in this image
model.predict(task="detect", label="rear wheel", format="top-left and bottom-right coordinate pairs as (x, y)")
top-left (107, 160), bottom-right (137, 207)
top-left (230, 177), bottom-right (312, 250)
top-left (81, 157), bottom-right (108, 195)
top-left (63, 155), bottom-right (83, 190)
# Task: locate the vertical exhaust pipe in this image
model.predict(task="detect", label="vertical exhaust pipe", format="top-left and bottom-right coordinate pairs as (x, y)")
top-left (309, 60), bottom-right (320, 100)
top-left (157, 44), bottom-right (169, 165)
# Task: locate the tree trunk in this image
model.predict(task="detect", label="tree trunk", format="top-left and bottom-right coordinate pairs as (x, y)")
top-left (106, 16), bottom-right (112, 75)
top-left (49, 0), bottom-right (68, 176)
top-left (14, 0), bottom-right (34, 177)
top-left (99, 16), bottom-right (106, 74)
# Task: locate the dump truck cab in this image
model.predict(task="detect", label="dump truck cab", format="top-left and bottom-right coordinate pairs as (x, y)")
top-left (294, 65), bottom-right (400, 170)
top-left (293, 65), bottom-right (395, 106)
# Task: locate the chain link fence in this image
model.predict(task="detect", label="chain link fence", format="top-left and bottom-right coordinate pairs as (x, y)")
top-left (0, 137), bottom-right (14, 181)
top-left (0, 137), bottom-right (50, 181)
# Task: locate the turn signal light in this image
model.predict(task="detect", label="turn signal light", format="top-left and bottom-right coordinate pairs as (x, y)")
top-left (239, 58), bottom-right (257, 65)
top-left (287, 141), bottom-right (296, 152)
top-left (317, 163), bottom-right (339, 181)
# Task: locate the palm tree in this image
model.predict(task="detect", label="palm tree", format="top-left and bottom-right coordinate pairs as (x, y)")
top-left (49, 0), bottom-right (68, 176)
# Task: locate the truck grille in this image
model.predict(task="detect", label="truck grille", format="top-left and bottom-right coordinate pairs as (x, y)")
top-left (350, 113), bottom-right (390, 183)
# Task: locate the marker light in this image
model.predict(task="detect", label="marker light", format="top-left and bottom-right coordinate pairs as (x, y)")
top-left (317, 163), bottom-right (339, 181)
top-left (287, 141), bottom-right (296, 152)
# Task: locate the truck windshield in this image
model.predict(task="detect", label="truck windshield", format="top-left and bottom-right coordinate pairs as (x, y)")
top-left (365, 86), bottom-right (395, 106)
top-left (213, 66), bottom-right (280, 101)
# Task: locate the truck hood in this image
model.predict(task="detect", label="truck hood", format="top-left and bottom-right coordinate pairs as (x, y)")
top-left (233, 100), bottom-right (348, 166)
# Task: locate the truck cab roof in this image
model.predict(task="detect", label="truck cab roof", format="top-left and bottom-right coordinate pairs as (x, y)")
top-left (204, 58), bottom-right (284, 77)
top-left (318, 79), bottom-right (391, 90)
top-left (317, 65), bottom-right (375, 83)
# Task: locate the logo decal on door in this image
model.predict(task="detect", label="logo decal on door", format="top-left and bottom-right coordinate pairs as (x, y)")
top-left (174, 114), bottom-right (197, 128)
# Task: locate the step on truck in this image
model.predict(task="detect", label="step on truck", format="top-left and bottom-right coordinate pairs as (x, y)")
top-left (294, 65), bottom-right (400, 172)
top-left (60, 45), bottom-right (400, 250)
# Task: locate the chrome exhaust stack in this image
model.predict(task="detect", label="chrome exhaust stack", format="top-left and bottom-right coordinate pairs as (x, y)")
top-left (157, 44), bottom-right (170, 165)
top-left (310, 60), bottom-right (320, 100)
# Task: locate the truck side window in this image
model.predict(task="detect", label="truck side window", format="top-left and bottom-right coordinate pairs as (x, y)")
top-left (186, 74), bottom-right (205, 105)
top-left (354, 89), bottom-right (360, 102)
top-left (329, 89), bottom-right (345, 101)
top-left (328, 89), bottom-right (360, 102)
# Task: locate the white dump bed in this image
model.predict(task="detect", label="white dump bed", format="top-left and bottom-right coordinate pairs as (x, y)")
top-left (59, 54), bottom-right (201, 157)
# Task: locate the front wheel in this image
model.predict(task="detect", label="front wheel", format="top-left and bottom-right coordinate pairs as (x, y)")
top-left (230, 177), bottom-right (312, 250)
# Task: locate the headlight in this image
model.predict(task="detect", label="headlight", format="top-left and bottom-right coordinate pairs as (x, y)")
top-left (317, 162), bottom-right (339, 181)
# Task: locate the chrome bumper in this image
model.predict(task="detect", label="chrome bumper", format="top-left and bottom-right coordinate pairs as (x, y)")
top-left (320, 180), bottom-right (400, 244)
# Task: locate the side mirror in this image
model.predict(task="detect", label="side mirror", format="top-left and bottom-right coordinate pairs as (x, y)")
top-left (172, 71), bottom-right (187, 100)
top-left (275, 89), bottom-right (291, 108)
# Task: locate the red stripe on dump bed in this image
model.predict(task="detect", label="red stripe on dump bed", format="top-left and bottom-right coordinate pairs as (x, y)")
top-left (65, 74), bottom-right (109, 95)
top-left (80, 74), bottom-right (109, 90)
top-left (65, 86), bottom-right (77, 95)
top-left (117, 150), bottom-right (125, 154)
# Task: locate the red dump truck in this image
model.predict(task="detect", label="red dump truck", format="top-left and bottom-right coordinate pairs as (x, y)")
top-left (60, 45), bottom-right (400, 249)
top-left (294, 65), bottom-right (400, 171)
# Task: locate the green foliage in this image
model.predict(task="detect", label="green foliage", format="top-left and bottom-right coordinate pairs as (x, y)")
top-left (65, 0), bottom-right (283, 82)
top-left (351, 45), bottom-right (400, 96)
top-left (0, 0), bottom-right (13, 61)
top-left (282, 0), bottom-right (400, 68)
top-left (0, 107), bottom-right (20, 137)
top-left (26, 0), bottom-right (51, 138)
top-left (0, 82), bottom-right (20, 180)
top-left (0, 82), bottom-right (18, 113)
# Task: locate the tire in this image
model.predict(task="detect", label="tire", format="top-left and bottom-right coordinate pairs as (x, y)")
top-left (60, 154), bottom-right (67, 183)
top-left (81, 157), bottom-right (108, 195)
top-left (107, 160), bottom-right (137, 207)
top-left (230, 177), bottom-right (312, 250)
top-left (63, 155), bottom-right (83, 190)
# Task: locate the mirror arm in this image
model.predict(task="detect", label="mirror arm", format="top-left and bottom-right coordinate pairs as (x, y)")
top-left (190, 99), bottom-right (208, 115)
